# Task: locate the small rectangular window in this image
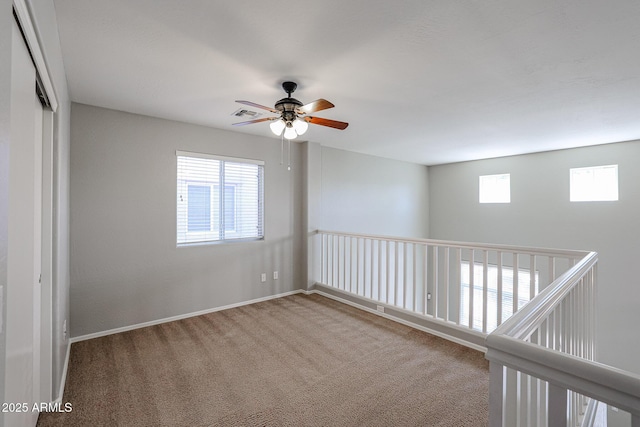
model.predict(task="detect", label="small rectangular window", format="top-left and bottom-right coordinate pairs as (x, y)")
top-left (177, 151), bottom-right (264, 245)
top-left (570, 165), bottom-right (618, 202)
top-left (479, 173), bottom-right (510, 203)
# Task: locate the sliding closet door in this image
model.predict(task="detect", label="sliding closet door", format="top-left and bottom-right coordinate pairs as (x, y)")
top-left (5, 17), bottom-right (43, 427)
top-left (32, 90), bottom-right (44, 408)
top-left (40, 108), bottom-right (54, 404)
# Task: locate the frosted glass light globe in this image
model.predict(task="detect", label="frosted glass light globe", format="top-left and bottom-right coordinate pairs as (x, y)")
top-left (270, 119), bottom-right (286, 136)
top-left (283, 126), bottom-right (297, 140)
top-left (293, 118), bottom-right (309, 135)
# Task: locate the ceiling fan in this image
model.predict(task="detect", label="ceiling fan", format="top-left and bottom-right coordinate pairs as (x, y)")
top-left (232, 81), bottom-right (349, 140)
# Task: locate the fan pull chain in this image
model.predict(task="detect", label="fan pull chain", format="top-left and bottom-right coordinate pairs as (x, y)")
top-left (278, 133), bottom-right (291, 171)
top-left (280, 133), bottom-right (284, 165)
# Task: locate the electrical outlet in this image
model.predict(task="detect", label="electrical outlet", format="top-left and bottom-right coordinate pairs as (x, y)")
top-left (376, 305), bottom-right (385, 313)
top-left (260, 273), bottom-right (267, 283)
top-left (427, 292), bottom-right (432, 301)
top-left (273, 271), bottom-right (279, 280)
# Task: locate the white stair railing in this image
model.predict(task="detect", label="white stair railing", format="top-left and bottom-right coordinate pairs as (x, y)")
top-left (486, 251), bottom-right (640, 427)
top-left (310, 230), bottom-right (640, 426)
top-left (311, 230), bottom-right (584, 335)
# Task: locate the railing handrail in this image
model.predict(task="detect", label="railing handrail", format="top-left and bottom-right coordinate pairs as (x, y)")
top-left (314, 230), bottom-right (589, 259)
top-left (486, 334), bottom-right (640, 415)
top-left (491, 251), bottom-right (598, 340)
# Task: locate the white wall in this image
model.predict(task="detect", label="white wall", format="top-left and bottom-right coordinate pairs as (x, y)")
top-left (428, 140), bottom-right (640, 374)
top-left (70, 104), bottom-right (304, 337)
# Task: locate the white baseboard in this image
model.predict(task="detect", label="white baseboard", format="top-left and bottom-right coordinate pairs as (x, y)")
top-left (70, 289), bottom-right (305, 344)
top-left (54, 340), bottom-right (72, 404)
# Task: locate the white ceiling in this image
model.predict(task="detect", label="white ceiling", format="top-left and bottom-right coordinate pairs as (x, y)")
top-left (52, 0), bottom-right (640, 165)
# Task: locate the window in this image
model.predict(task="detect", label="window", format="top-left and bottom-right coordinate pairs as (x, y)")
top-left (570, 164), bottom-right (618, 202)
top-left (479, 173), bottom-right (510, 203)
top-left (177, 151), bottom-right (264, 245)
top-left (460, 261), bottom-right (538, 332)
top-left (187, 185), bottom-right (211, 232)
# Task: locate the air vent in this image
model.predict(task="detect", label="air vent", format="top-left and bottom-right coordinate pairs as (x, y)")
top-left (232, 108), bottom-right (262, 118)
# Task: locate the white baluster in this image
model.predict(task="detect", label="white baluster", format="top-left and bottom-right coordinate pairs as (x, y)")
top-left (548, 384), bottom-right (568, 427)
top-left (489, 361), bottom-right (505, 427)
top-left (513, 253), bottom-right (519, 314)
top-left (413, 243), bottom-right (417, 312)
top-left (483, 250), bottom-right (489, 333)
top-left (497, 251), bottom-right (503, 327)
top-left (469, 249), bottom-right (475, 329)
top-left (423, 244), bottom-right (429, 316)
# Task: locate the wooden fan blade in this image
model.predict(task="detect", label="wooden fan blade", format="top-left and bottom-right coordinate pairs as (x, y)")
top-left (235, 100), bottom-right (279, 114)
top-left (304, 116), bottom-right (349, 130)
top-left (297, 99), bottom-right (335, 114)
top-left (232, 117), bottom-right (277, 126)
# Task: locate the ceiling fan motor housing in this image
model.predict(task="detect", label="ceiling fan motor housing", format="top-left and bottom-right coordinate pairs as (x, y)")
top-left (275, 81), bottom-right (303, 123)
top-left (275, 97), bottom-right (302, 123)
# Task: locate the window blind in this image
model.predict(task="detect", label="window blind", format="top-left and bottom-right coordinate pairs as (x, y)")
top-left (177, 151), bottom-right (264, 245)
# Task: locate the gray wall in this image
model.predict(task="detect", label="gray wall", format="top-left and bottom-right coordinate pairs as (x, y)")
top-left (314, 146), bottom-right (429, 238)
top-left (428, 140), bottom-right (640, 374)
top-left (69, 115), bottom-right (428, 336)
top-left (303, 143), bottom-right (430, 290)
top-left (70, 104), bottom-right (304, 337)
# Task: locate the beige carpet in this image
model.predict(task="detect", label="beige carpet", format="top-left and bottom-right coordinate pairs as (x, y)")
top-left (38, 293), bottom-right (489, 426)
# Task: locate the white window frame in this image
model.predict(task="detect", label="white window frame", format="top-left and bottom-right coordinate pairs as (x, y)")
top-left (479, 173), bottom-right (511, 204)
top-left (177, 151), bottom-right (264, 246)
top-left (570, 164), bottom-right (618, 202)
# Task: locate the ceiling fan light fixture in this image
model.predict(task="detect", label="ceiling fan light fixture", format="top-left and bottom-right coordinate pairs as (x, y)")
top-left (284, 125), bottom-right (298, 140)
top-left (233, 81), bottom-right (348, 138)
top-left (270, 119), bottom-right (286, 136)
top-left (293, 118), bottom-right (308, 135)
